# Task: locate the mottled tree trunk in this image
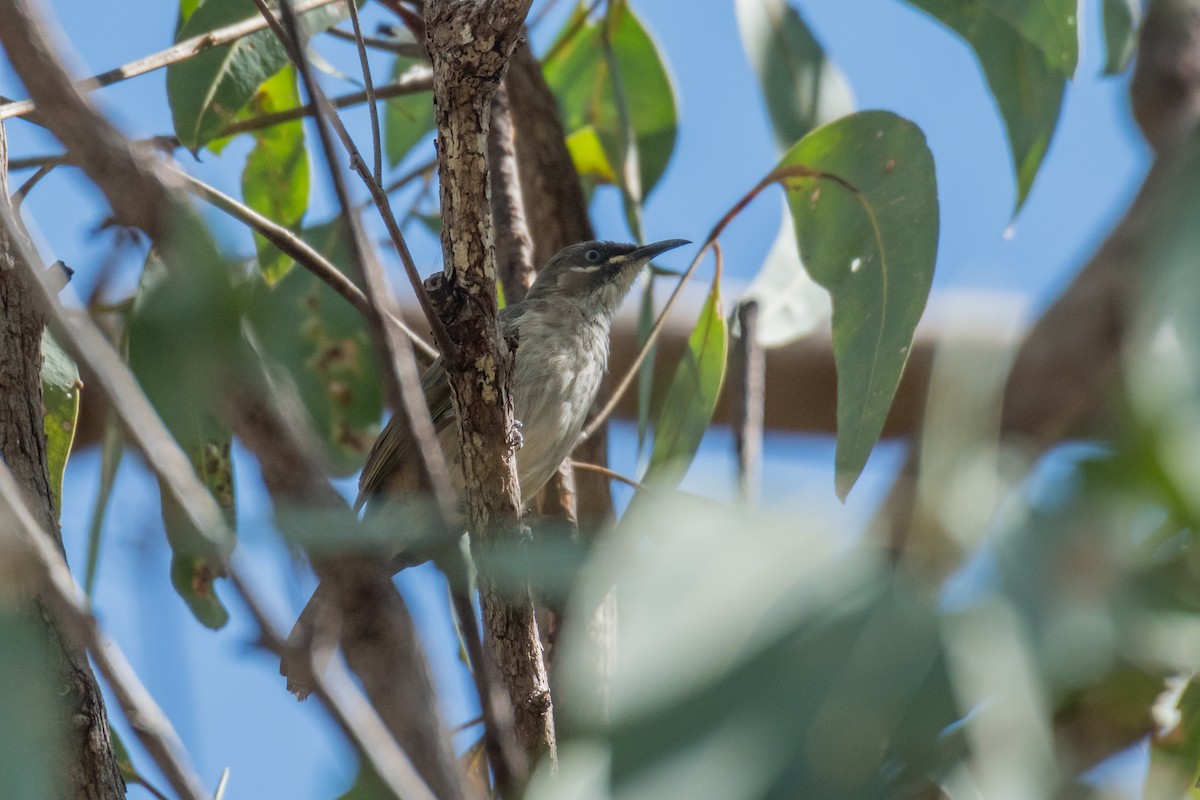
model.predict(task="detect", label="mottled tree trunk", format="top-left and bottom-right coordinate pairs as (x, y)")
top-left (0, 126), bottom-right (126, 799)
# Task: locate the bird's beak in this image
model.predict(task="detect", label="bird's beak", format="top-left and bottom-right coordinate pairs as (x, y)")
top-left (630, 238), bottom-right (691, 263)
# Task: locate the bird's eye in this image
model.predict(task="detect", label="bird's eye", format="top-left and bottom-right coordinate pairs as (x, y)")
top-left (585, 249), bottom-right (601, 263)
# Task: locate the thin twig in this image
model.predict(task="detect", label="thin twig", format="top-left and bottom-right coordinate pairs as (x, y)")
top-left (732, 299), bottom-right (764, 506)
top-left (570, 460), bottom-right (647, 493)
top-left (10, 162), bottom-right (55, 208)
top-left (325, 25), bottom-right (423, 57)
top-left (5, 74), bottom-right (433, 173)
top-left (0, 466), bottom-right (209, 800)
top-left (0, 0), bottom-right (345, 121)
top-left (344, 0), bottom-right (384, 185)
top-left (168, 163), bottom-right (438, 362)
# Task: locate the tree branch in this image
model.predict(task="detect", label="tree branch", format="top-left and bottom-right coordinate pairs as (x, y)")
top-left (423, 0), bottom-right (556, 766)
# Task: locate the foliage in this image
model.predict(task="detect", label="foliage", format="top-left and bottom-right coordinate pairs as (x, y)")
top-left (16, 0), bottom-right (1200, 797)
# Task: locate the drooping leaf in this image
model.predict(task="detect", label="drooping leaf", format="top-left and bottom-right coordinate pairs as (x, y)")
top-left (734, 0), bottom-right (855, 150)
top-left (636, 274), bottom-right (656, 459)
top-left (566, 125), bottom-right (619, 187)
top-left (384, 57), bottom-right (435, 168)
top-left (1102, 0), bottom-right (1140, 76)
top-left (40, 332), bottom-right (80, 519)
top-left (642, 275), bottom-right (727, 488)
top-left (128, 249), bottom-right (242, 628)
top-left (775, 110), bottom-right (938, 497)
top-left (979, 0), bottom-right (1079, 74)
top-left (741, 206), bottom-right (831, 348)
top-left (905, 0), bottom-right (1068, 209)
top-left (242, 65), bottom-right (309, 283)
top-left (544, 0), bottom-right (678, 203)
top-left (167, 0), bottom-right (352, 152)
top-left (241, 219), bottom-right (382, 476)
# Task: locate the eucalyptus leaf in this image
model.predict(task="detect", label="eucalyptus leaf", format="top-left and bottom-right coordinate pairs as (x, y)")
top-left (167, 0), bottom-right (352, 152)
top-left (384, 58), bottom-right (435, 168)
top-left (980, 0), bottom-right (1079, 74)
top-left (544, 0), bottom-right (677, 202)
top-left (128, 249), bottom-right (242, 628)
top-left (905, 0), bottom-right (1068, 209)
top-left (775, 110), bottom-right (937, 497)
top-left (241, 219), bottom-right (383, 475)
top-left (642, 275), bottom-right (727, 488)
top-left (735, 0), bottom-right (855, 150)
top-left (40, 332), bottom-right (80, 519)
top-left (1102, 0), bottom-right (1140, 76)
top-left (242, 65), bottom-right (309, 283)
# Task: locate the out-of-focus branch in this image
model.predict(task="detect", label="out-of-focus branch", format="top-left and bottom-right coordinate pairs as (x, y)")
top-left (0, 464), bottom-right (208, 800)
top-left (732, 301), bottom-right (764, 505)
top-left (230, 390), bottom-right (467, 800)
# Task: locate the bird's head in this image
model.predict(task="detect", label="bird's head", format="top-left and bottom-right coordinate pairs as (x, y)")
top-left (525, 239), bottom-right (690, 319)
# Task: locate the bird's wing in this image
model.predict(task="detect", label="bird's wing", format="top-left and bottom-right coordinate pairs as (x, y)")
top-left (354, 356), bottom-right (456, 511)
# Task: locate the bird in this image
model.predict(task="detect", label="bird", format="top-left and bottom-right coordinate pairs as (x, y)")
top-left (282, 237), bottom-right (689, 695)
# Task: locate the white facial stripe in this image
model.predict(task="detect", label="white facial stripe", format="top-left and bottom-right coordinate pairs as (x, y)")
top-left (570, 265), bottom-right (604, 273)
top-left (607, 254), bottom-right (629, 265)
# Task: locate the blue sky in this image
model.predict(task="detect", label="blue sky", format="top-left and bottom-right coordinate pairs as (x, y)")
top-left (0, 0), bottom-right (1151, 797)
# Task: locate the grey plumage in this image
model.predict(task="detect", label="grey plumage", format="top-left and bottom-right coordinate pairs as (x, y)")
top-left (355, 238), bottom-right (689, 512)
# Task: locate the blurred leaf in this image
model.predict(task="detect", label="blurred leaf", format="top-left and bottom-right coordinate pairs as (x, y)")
top-left (40, 332), bottom-right (80, 519)
top-left (384, 58), bottom-right (435, 167)
top-left (1102, 0), bottom-right (1140, 76)
top-left (905, 0), bottom-right (1067, 209)
top-left (84, 415), bottom-right (123, 596)
top-left (566, 125), bottom-right (619, 187)
top-left (735, 0), bottom-right (855, 150)
top-left (775, 110), bottom-right (937, 497)
top-left (241, 219), bottom-right (382, 475)
top-left (0, 614), bottom-right (63, 799)
top-left (128, 249), bottom-right (242, 629)
top-left (242, 65), bottom-right (309, 284)
top-left (642, 275), bottom-right (727, 488)
top-left (167, 0), bottom-right (352, 151)
top-left (336, 763), bottom-right (389, 800)
top-left (176, 0), bottom-right (201, 34)
top-left (741, 206), bottom-right (831, 348)
top-left (544, 0), bottom-right (678, 202)
top-left (553, 496), bottom-right (958, 800)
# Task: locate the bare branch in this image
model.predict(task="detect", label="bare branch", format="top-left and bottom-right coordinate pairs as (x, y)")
top-left (0, 0), bottom-right (345, 122)
top-left (343, 0), bottom-right (385, 185)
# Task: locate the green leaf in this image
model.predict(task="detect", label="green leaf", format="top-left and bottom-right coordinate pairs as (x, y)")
top-left (544, 0), bottom-right (678, 202)
top-left (128, 249), bottom-right (242, 628)
top-left (384, 57), bottom-right (435, 168)
top-left (980, 0), bottom-right (1079, 75)
top-left (565, 125), bottom-right (618, 187)
top-left (775, 110), bottom-right (938, 497)
top-left (40, 332), bottom-right (80, 519)
top-left (1147, 681), bottom-right (1200, 799)
top-left (242, 65), bottom-right (309, 284)
top-left (241, 219), bottom-right (383, 476)
top-left (1101, 0), bottom-right (1140, 76)
top-left (636, 274), bottom-right (656, 459)
top-left (642, 275), bottom-right (727, 488)
top-left (735, 0), bottom-right (855, 151)
top-left (905, 0), bottom-right (1067, 209)
top-left (167, 0), bottom-right (351, 152)
top-left (108, 725), bottom-right (171, 800)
